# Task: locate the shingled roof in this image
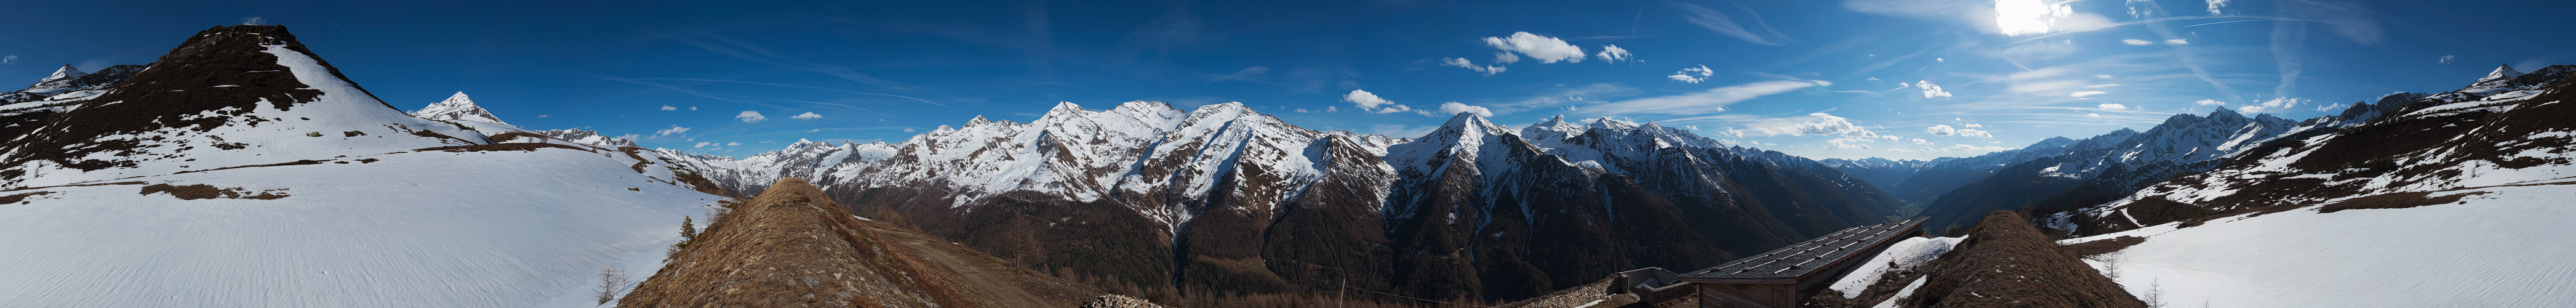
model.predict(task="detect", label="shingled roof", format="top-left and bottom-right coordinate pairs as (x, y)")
top-left (1680, 217), bottom-right (1926, 283)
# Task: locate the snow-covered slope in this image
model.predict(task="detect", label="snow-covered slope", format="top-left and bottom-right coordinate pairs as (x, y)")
top-left (2037, 64), bottom-right (2576, 306)
top-left (410, 92), bottom-right (510, 126)
top-left (0, 25), bottom-right (718, 308)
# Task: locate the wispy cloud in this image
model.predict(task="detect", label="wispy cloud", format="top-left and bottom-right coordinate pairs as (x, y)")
top-left (655, 125), bottom-right (692, 137)
top-left (668, 32), bottom-right (910, 90)
top-left (1585, 79), bottom-right (1818, 115)
top-left (792, 112), bottom-right (822, 120)
top-left (1673, 2), bottom-right (1790, 46)
top-left (1667, 65), bottom-right (1714, 83)
top-left (1207, 66), bottom-right (1271, 84)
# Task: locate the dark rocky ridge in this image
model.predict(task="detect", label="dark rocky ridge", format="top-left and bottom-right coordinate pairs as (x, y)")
top-left (0, 25), bottom-right (383, 174)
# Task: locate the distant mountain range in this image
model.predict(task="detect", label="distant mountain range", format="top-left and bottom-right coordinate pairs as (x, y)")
top-left (655, 100), bottom-right (1904, 300)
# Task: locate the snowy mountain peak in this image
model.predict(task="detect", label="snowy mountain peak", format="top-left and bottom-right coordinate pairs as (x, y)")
top-left (2479, 63), bottom-right (2525, 83)
top-left (2207, 106), bottom-right (2242, 119)
top-left (966, 115), bottom-right (994, 126)
top-left (1585, 116), bottom-right (1639, 131)
top-left (411, 92), bottom-right (510, 126)
top-left (1048, 101), bottom-right (1084, 113)
top-left (39, 65), bottom-right (84, 84)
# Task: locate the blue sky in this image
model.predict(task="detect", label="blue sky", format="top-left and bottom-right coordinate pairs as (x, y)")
top-left (1, 0), bottom-right (2569, 160)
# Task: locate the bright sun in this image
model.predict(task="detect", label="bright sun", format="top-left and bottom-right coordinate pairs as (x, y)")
top-left (1994, 0), bottom-right (2073, 36)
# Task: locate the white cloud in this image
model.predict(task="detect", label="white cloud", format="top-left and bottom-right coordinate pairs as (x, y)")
top-left (537, 115), bottom-right (549, 118)
top-left (242, 17), bottom-right (266, 25)
top-left (655, 125), bottom-right (692, 137)
top-left (791, 111), bottom-right (822, 120)
top-left (1996, 0), bottom-right (2075, 36)
top-left (1441, 57), bottom-right (1505, 75)
top-left (735, 111), bottom-right (768, 123)
top-left (2163, 39), bottom-right (2189, 45)
top-left (1326, 106), bottom-right (1340, 112)
top-left (1964, 123), bottom-right (1983, 128)
top-left (2088, 113), bottom-right (2103, 118)
top-left (1595, 45), bottom-right (1632, 62)
top-left (902, 128), bottom-right (916, 132)
top-left (2071, 91), bottom-right (2108, 97)
top-left (1667, 65), bottom-right (1714, 83)
top-left (2097, 75), bottom-right (2114, 79)
top-left (1926, 124), bottom-right (1958, 136)
top-left (1588, 80), bottom-right (1818, 115)
top-left (1372, 104), bottom-right (1415, 114)
top-left (1343, 89), bottom-right (1395, 110)
top-left (0, 55), bottom-right (15, 65)
top-left (1294, 108), bottom-right (1310, 113)
top-left (1827, 138), bottom-right (1874, 150)
top-left (2207, 0), bottom-right (2232, 15)
top-left (2097, 103), bottom-right (2127, 110)
top-left (689, 107), bottom-right (698, 111)
top-left (2194, 99), bottom-right (2226, 106)
top-left (2438, 55), bottom-right (2455, 65)
top-left (1759, 113), bottom-right (1878, 137)
top-left (1436, 102), bottom-right (1494, 118)
top-left (1911, 138), bottom-right (1931, 145)
top-left (693, 142), bottom-right (711, 148)
top-left (1494, 52), bottom-right (1521, 64)
top-left (2122, 39), bottom-right (2154, 46)
top-left (1880, 135), bottom-right (1900, 142)
top-left (660, 105), bottom-right (678, 111)
top-left (2238, 97), bottom-right (2305, 113)
top-left (1482, 32), bottom-right (1586, 63)
top-left (1916, 80), bottom-right (1953, 98)
top-left (726, 142), bottom-right (742, 146)
top-left (1958, 129), bottom-right (1993, 138)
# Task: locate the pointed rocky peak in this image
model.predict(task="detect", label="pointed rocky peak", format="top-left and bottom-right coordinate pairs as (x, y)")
top-left (2207, 107), bottom-right (2244, 120)
top-left (1585, 116), bottom-right (1640, 131)
top-left (787, 138), bottom-right (831, 149)
top-left (2250, 113), bottom-right (2289, 124)
top-left (412, 92), bottom-right (510, 125)
top-left (39, 65), bottom-right (85, 83)
top-left (1047, 101), bottom-right (1087, 113)
top-left (2479, 63), bottom-right (2524, 84)
top-left (966, 115), bottom-right (993, 126)
top-left (1522, 115), bottom-right (1585, 134)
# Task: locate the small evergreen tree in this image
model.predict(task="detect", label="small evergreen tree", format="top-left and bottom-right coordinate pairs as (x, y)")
top-left (679, 216), bottom-right (698, 241)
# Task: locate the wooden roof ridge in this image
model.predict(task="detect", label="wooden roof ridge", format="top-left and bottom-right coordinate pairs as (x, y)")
top-left (1678, 217), bottom-right (1928, 282)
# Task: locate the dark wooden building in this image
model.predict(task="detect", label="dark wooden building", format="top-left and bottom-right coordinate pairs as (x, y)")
top-left (1677, 217), bottom-right (1926, 308)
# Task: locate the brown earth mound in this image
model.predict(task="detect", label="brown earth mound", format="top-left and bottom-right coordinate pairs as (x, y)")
top-left (1892, 211), bottom-right (2143, 307)
top-left (618, 177), bottom-right (1100, 308)
top-left (137, 183), bottom-right (288, 200)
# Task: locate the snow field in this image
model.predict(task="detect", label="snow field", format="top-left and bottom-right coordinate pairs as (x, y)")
top-left (2067, 184), bottom-right (2576, 307)
top-left (0, 147), bottom-right (714, 307)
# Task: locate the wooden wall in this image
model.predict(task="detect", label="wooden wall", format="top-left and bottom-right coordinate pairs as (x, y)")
top-left (1697, 283), bottom-right (1796, 308)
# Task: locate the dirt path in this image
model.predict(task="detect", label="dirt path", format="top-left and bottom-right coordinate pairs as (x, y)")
top-left (860, 219), bottom-right (1102, 308)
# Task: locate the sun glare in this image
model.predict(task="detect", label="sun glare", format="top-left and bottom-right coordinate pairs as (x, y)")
top-left (1995, 0), bottom-right (2072, 36)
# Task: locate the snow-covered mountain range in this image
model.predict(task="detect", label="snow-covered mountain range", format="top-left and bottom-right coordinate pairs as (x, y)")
top-left (657, 100), bottom-right (1902, 299)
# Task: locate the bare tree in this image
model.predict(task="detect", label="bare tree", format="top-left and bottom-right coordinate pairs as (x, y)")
top-left (2143, 279), bottom-right (2165, 308)
top-left (2095, 252), bottom-right (2124, 282)
top-left (596, 267), bottom-right (630, 305)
